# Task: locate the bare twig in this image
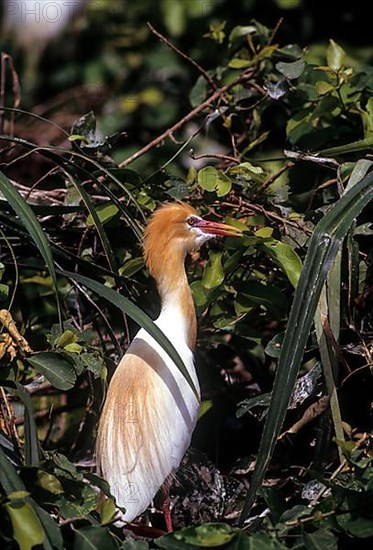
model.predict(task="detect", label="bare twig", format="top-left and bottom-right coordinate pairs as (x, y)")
top-left (189, 150), bottom-right (240, 165)
top-left (0, 387), bottom-right (23, 455)
top-left (284, 149), bottom-right (340, 168)
top-left (147, 22), bottom-right (217, 91)
top-left (0, 309), bottom-right (32, 353)
top-left (279, 395), bottom-right (330, 439)
top-left (268, 18), bottom-right (284, 46)
top-left (255, 161), bottom-right (294, 195)
top-left (119, 69), bottom-right (255, 168)
top-left (216, 199), bottom-right (313, 237)
top-left (0, 52), bottom-right (21, 135)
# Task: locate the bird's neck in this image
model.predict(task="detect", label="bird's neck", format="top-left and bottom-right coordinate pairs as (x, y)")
top-left (155, 251), bottom-right (197, 351)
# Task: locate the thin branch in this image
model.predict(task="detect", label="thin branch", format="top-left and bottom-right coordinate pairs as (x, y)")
top-left (119, 69), bottom-right (256, 168)
top-left (284, 149), bottom-right (340, 168)
top-left (268, 17), bottom-right (284, 46)
top-left (255, 161), bottom-right (294, 195)
top-left (147, 22), bottom-right (217, 91)
top-left (215, 199), bottom-right (313, 237)
top-left (189, 150), bottom-right (240, 165)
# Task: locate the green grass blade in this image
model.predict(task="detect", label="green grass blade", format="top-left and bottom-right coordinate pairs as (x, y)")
top-left (314, 160), bottom-right (373, 463)
top-left (0, 381), bottom-right (40, 467)
top-left (15, 384), bottom-right (40, 467)
top-left (64, 173), bottom-right (118, 273)
top-left (239, 168), bottom-right (373, 524)
top-left (319, 136), bottom-right (373, 156)
top-left (58, 269), bottom-right (200, 400)
top-left (0, 170), bottom-right (62, 326)
top-left (0, 444), bottom-right (25, 493)
top-left (315, 285), bottom-right (344, 462)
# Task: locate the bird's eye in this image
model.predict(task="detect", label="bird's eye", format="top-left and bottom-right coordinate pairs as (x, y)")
top-left (187, 216), bottom-right (199, 227)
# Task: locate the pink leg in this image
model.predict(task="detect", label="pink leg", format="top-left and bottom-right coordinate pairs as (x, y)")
top-left (160, 485), bottom-right (173, 532)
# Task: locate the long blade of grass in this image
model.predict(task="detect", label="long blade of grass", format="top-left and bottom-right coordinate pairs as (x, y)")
top-left (0, 443), bottom-right (25, 493)
top-left (319, 136), bottom-right (373, 156)
top-left (239, 168), bottom-right (373, 524)
top-left (314, 160), bottom-right (373, 463)
top-left (15, 384), bottom-right (41, 466)
top-left (315, 285), bottom-right (345, 462)
top-left (58, 269), bottom-right (200, 400)
top-left (63, 172), bottom-right (118, 273)
top-left (0, 380), bottom-right (40, 467)
top-left (0, 170), bottom-right (62, 327)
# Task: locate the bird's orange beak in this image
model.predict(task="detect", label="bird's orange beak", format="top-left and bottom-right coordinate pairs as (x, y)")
top-left (196, 218), bottom-right (243, 237)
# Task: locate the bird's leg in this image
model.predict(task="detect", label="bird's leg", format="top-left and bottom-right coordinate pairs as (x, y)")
top-left (158, 483), bottom-right (173, 532)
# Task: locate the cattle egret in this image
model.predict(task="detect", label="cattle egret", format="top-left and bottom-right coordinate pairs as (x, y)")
top-left (96, 202), bottom-right (242, 529)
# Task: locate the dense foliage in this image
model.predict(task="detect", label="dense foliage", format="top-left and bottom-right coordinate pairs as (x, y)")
top-left (0, 1), bottom-right (372, 548)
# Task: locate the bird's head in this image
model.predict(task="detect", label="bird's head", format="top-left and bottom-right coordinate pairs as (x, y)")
top-left (144, 202), bottom-right (242, 283)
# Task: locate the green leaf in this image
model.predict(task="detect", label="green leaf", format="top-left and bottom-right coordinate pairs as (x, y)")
top-left (4, 499), bottom-right (45, 550)
top-left (99, 497), bottom-right (116, 525)
top-left (58, 270), bottom-right (199, 400)
top-left (27, 352), bottom-right (77, 391)
top-left (202, 251), bottom-right (225, 289)
top-left (239, 168), bottom-right (373, 524)
top-left (234, 281), bottom-right (288, 318)
top-left (326, 39), bottom-right (346, 71)
top-left (303, 528), bottom-right (338, 550)
top-left (119, 257), bottom-right (145, 278)
top-left (276, 58), bottom-right (305, 79)
top-left (59, 484), bottom-right (97, 518)
top-left (0, 282), bottom-right (9, 299)
top-left (166, 177), bottom-right (189, 200)
top-left (37, 470), bottom-right (64, 495)
top-left (264, 332), bottom-right (285, 358)
top-left (78, 352), bottom-right (105, 378)
top-left (189, 75), bottom-right (209, 108)
top-left (159, 523), bottom-right (236, 548)
top-left (229, 25), bottom-right (256, 46)
top-left (33, 505), bottom-right (63, 550)
top-left (86, 204), bottom-right (119, 227)
top-left (255, 227), bottom-right (273, 239)
top-left (64, 343), bottom-right (82, 353)
top-left (242, 532), bottom-right (287, 549)
top-left (73, 525), bottom-right (118, 550)
top-left (237, 393), bottom-right (271, 418)
top-left (122, 541), bottom-right (149, 550)
top-left (228, 58), bottom-right (253, 69)
top-left (341, 515), bottom-right (373, 538)
top-left (262, 239), bottom-right (303, 287)
top-left (197, 166), bottom-right (232, 196)
top-left (227, 162), bottom-right (264, 176)
top-left (190, 280), bottom-right (209, 307)
top-left (55, 330), bottom-right (77, 348)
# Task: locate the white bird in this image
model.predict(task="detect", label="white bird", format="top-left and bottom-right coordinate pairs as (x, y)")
top-left (96, 202), bottom-right (242, 529)
top-left (3, 0), bottom-right (86, 91)
top-left (3, 0), bottom-right (84, 47)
